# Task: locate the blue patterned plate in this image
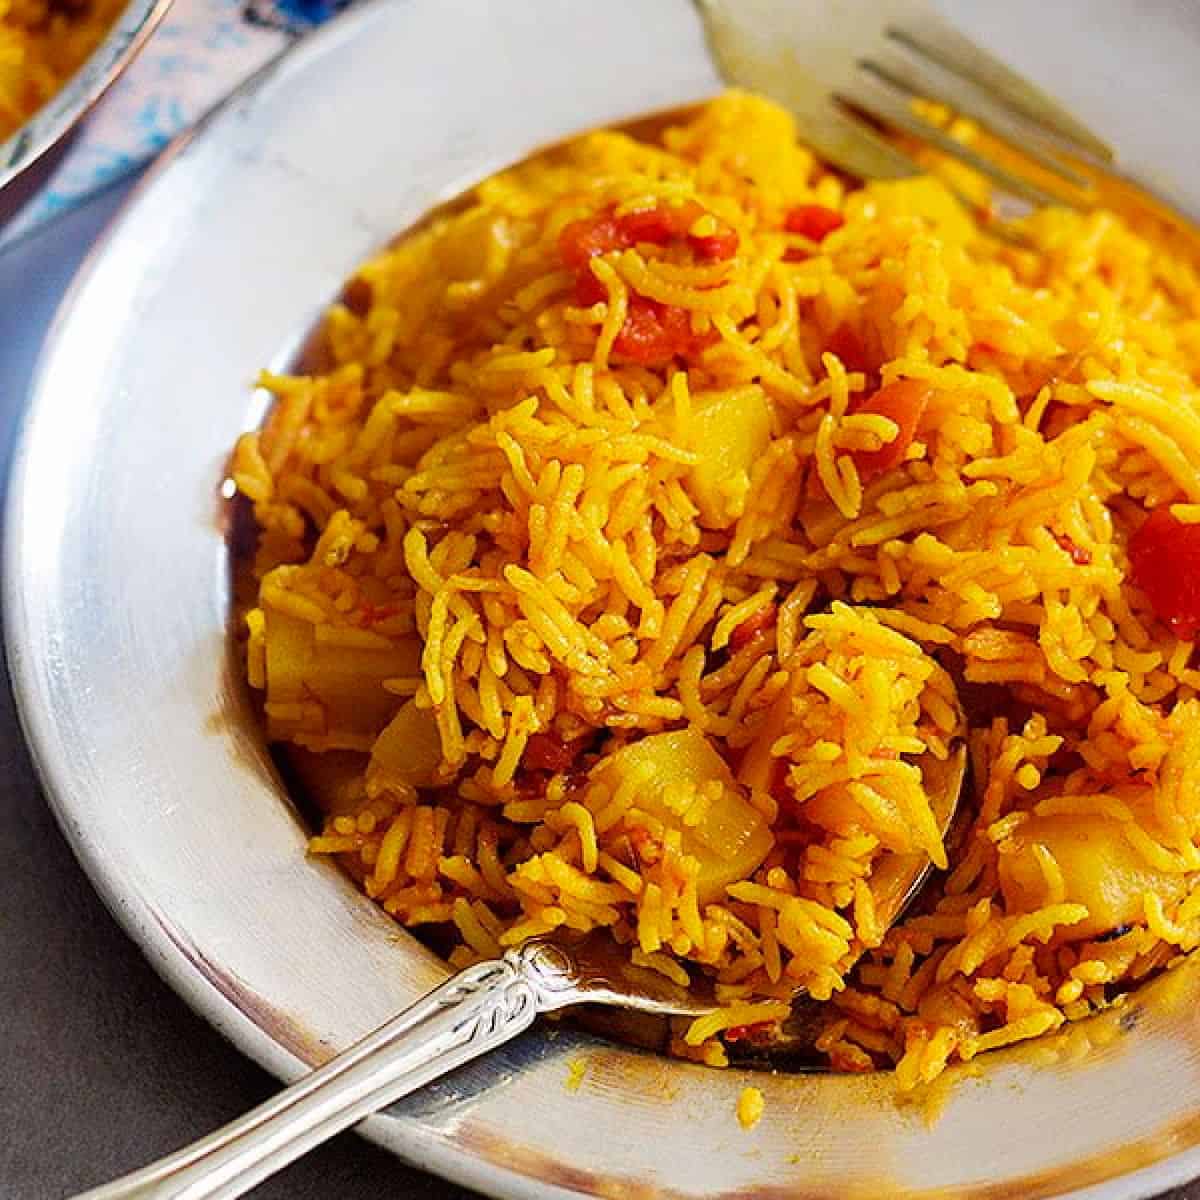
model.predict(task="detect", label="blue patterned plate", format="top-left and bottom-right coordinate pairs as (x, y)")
top-left (0, 0), bottom-right (173, 226)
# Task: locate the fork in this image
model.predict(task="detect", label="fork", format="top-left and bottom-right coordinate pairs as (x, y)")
top-left (696, 0), bottom-right (1199, 232)
top-left (80, 743), bottom-right (964, 1199)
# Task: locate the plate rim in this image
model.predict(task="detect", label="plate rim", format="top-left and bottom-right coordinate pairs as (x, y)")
top-left (1, 8), bottom-right (723, 1198)
top-left (0, 23), bottom-right (554, 1200)
top-left (0, 0), bottom-right (176, 204)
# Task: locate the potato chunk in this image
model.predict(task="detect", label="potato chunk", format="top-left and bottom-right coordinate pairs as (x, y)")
top-left (997, 813), bottom-right (1187, 940)
top-left (369, 699), bottom-right (443, 790)
top-left (594, 728), bottom-right (774, 905)
top-left (686, 387), bottom-right (774, 529)
top-left (263, 604), bottom-right (420, 741)
top-left (855, 177), bottom-right (975, 244)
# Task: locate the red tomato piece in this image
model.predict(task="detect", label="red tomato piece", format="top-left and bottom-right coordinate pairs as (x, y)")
top-left (673, 200), bottom-right (738, 261)
top-left (558, 209), bottom-right (625, 270)
top-left (556, 214), bottom-right (624, 273)
top-left (524, 732), bottom-right (588, 773)
top-left (613, 296), bottom-right (710, 366)
top-left (730, 606), bottom-right (777, 650)
top-left (722, 1021), bottom-right (777, 1045)
top-left (690, 225), bottom-right (738, 261)
top-left (1129, 508), bottom-right (1200, 639)
top-left (1054, 532), bottom-right (1092, 566)
top-left (614, 205), bottom-right (680, 247)
top-left (561, 201), bottom-right (737, 279)
top-left (826, 323), bottom-right (872, 374)
top-left (572, 269), bottom-right (607, 307)
top-left (613, 297), bottom-right (678, 365)
top-left (618, 200), bottom-right (738, 262)
top-left (561, 203), bottom-right (736, 339)
top-left (785, 204), bottom-right (845, 242)
top-left (849, 379), bottom-right (934, 480)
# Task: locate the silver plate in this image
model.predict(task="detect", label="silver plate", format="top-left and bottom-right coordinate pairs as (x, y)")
top-left (0, 0), bottom-right (173, 208)
top-left (8, 1), bottom-right (1200, 1196)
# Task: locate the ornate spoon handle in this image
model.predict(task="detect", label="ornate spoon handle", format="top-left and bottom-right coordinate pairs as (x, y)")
top-left (77, 944), bottom-right (574, 1200)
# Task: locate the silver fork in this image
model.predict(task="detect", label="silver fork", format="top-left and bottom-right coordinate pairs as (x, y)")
top-left (697, 0), bottom-right (1198, 230)
top-left (80, 743), bottom-right (964, 1199)
top-left (76, 934), bottom-right (716, 1200)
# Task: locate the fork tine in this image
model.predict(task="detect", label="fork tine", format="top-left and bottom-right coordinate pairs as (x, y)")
top-left (694, 0), bottom-right (921, 184)
top-left (857, 56), bottom-right (1092, 191)
top-left (836, 79), bottom-right (1074, 210)
top-left (798, 103), bottom-right (922, 184)
top-left (887, 17), bottom-right (1114, 164)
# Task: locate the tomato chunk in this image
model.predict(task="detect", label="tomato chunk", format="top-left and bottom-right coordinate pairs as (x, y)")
top-left (613, 296), bottom-right (713, 366)
top-left (613, 205), bottom-right (678, 248)
top-left (689, 223), bottom-right (739, 262)
top-left (572, 281), bottom-right (716, 365)
top-left (572, 269), bottom-right (608, 307)
top-left (561, 202), bottom-right (730, 362)
top-left (620, 200), bottom-right (738, 262)
top-left (785, 204), bottom-right (845, 242)
top-left (1054, 532), bottom-right (1092, 566)
top-left (849, 379), bottom-right (934, 480)
top-left (524, 732), bottom-right (588, 773)
top-left (825, 323), bottom-right (872, 374)
top-left (721, 1021), bottom-right (778, 1045)
top-left (559, 201), bottom-right (737, 276)
top-left (730, 605), bottom-right (777, 650)
top-left (1129, 508), bottom-right (1200, 639)
top-left (558, 211), bottom-right (625, 270)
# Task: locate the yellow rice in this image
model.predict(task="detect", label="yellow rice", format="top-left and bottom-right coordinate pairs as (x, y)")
top-left (234, 91), bottom-right (1200, 1087)
top-left (0, 0), bottom-right (123, 142)
top-left (737, 1085), bottom-right (765, 1130)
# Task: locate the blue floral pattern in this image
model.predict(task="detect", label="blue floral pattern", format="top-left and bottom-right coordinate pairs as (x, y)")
top-left (0, 0), bottom-right (348, 249)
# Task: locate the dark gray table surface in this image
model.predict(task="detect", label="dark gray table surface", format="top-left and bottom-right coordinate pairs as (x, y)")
top-left (4, 6), bottom-right (1200, 1190)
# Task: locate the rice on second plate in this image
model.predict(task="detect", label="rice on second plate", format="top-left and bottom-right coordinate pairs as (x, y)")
top-left (0, 0), bottom-right (124, 142)
top-left (232, 91), bottom-right (1200, 1087)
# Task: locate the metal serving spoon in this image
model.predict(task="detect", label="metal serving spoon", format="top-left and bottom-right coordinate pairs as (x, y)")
top-left (79, 744), bottom-right (964, 1200)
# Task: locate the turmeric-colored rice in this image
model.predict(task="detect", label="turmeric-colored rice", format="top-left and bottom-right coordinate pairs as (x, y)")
top-left (234, 92), bottom-right (1200, 1087)
top-left (0, 0), bottom-right (123, 143)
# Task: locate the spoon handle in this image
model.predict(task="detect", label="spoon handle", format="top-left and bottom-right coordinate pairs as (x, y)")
top-left (75, 949), bottom-right (558, 1200)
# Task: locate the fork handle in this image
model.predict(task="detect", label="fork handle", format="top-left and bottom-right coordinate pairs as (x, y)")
top-left (74, 950), bottom-right (553, 1200)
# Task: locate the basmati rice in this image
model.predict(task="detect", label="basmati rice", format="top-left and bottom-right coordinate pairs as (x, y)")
top-left (234, 91), bottom-right (1200, 1087)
